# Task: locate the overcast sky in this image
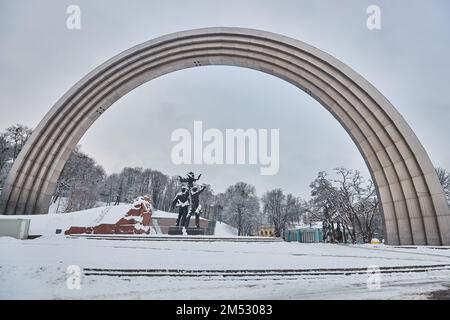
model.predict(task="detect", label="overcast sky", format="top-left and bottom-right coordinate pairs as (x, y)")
top-left (0, 0), bottom-right (449, 197)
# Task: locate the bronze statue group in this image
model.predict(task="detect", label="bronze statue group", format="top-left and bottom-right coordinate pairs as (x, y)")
top-left (171, 171), bottom-right (207, 229)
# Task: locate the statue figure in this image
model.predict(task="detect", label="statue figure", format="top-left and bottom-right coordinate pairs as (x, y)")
top-left (185, 185), bottom-right (207, 228)
top-left (178, 171), bottom-right (201, 189)
top-left (171, 171), bottom-right (208, 231)
top-left (171, 185), bottom-right (190, 227)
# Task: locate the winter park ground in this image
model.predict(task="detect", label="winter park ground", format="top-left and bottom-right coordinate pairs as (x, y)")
top-left (1, 204), bottom-right (450, 300)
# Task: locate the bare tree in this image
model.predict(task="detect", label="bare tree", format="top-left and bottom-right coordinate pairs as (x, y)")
top-left (333, 167), bottom-right (381, 243)
top-left (435, 167), bottom-right (450, 205)
top-left (262, 189), bottom-right (284, 237)
top-left (261, 189), bottom-right (301, 237)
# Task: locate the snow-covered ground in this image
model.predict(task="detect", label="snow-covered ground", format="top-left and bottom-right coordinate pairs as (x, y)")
top-left (1, 235), bottom-right (450, 299)
top-left (1, 206), bottom-right (450, 299)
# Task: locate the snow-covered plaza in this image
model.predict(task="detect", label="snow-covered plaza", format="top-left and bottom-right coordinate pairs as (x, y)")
top-left (1, 204), bottom-right (450, 300)
top-left (1, 233), bottom-right (450, 299)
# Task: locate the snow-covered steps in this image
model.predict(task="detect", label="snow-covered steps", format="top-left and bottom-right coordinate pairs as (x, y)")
top-left (83, 264), bottom-right (450, 278)
top-left (67, 234), bottom-right (282, 242)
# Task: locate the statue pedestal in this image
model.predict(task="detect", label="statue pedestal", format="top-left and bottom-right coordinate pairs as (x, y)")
top-left (167, 226), bottom-right (206, 235)
top-left (186, 227), bottom-right (205, 236)
top-left (168, 226), bottom-right (183, 235)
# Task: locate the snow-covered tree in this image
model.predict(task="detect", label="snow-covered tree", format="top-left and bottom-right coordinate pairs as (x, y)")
top-left (307, 171), bottom-right (340, 240)
top-left (147, 170), bottom-right (169, 209)
top-left (198, 184), bottom-right (215, 219)
top-left (210, 192), bottom-right (226, 223)
top-left (0, 134), bottom-right (12, 190)
top-left (3, 124), bottom-right (32, 161)
top-left (222, 182), bottom-right (260, 236)
top-left (0, 134), bottom-right (11, 170)
top-left (0, 124), bottom-right (33, 190)
top-left (55, 146), bottom-right (106, 212)
top-left (304, 168), bottom-right (382, 243)
top-left (158, 176), bottom-right (179, 212)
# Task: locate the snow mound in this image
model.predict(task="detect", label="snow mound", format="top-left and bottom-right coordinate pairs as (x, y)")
top-left (1, 203), bottom-right (225, 236)
top-left (214, 221), bottom-right (238, 236)
top-left (1, 204), bottom-right (132, 236)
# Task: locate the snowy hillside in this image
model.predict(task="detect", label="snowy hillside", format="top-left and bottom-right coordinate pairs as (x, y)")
top-left (0, 204), bottom-right (233, 237)
top-left (1, 204), bottom-right (129, 236)
top-left (214, 221), bottom-right (238, 236)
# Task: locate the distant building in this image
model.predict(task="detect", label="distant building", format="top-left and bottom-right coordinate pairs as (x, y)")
top-left (284, 227), bottom-right (323, 243)
top-left (258, 226), bottom-right (275, 237)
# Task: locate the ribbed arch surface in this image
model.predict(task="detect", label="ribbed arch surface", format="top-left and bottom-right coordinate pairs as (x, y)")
top-left (1, 28), bottom-right (449, 245)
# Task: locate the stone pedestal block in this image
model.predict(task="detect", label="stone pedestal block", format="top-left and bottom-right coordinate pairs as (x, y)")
top-left (186, 227), bottom-right (205, 236)
top-left (168, 226), bottom-right (184, 235)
